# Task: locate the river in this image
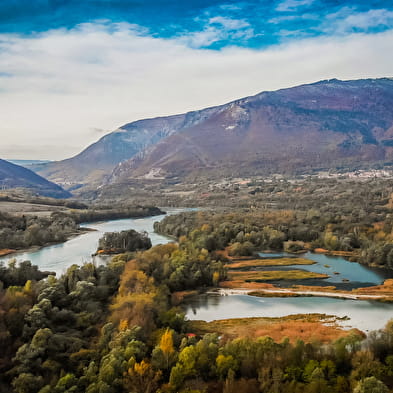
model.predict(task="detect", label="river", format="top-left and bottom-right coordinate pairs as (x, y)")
top-left (0, 209), bottom-right (184, 276)
top-left (1, 210), bottom-right (393, 332)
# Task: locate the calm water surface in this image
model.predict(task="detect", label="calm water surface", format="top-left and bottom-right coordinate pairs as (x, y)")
top-left (184, 293), bottom-right (393, 332)
top-left (184, 251), bottom-right (393, 331)
top-left (0, 208), bottom-right (186, 275)
top-left (258, 251), bottom-right (391, 288)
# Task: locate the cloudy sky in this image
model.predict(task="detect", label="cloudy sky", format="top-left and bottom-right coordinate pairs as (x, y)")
top-left (1, 0), bottom-right (393, 160)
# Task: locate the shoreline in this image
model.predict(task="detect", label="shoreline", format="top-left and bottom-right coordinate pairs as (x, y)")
top-left (0, 227), bottom-right (96, 260)
top-left (0, 208), bottom-right (169, 261)
top-left (216, 287), bottom-right (385, 300)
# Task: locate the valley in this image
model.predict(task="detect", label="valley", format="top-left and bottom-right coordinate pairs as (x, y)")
top-left (2, 78), bottom-right (393, 393)
top-left (2, 0), bottom-right (393, 390)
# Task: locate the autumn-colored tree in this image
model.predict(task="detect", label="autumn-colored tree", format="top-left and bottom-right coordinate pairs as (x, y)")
top-left (125, 360), bottom-right (161, 393)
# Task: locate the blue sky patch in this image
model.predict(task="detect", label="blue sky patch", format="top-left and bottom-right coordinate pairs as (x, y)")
top-left (1, 0), bottom-right (393, 49)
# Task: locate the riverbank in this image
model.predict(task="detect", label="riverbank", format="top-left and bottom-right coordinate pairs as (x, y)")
top-left (0, 227), bottom-right (96, 260)
top-left (217, 286), bottom-right (387, 300)
top-left (0, 249), bottom-right (16, 257)
top-left (217, 278), bottom-right (393, 302)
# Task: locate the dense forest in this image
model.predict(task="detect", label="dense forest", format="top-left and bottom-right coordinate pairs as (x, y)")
top-left (1, 234), bottom-right (393, 392)
top-left (154, 206), bottom-right (393, 269)
top-left (0, 212), bottom-right (79, 249)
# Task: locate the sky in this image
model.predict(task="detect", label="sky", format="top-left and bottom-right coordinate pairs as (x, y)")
top-left (1, 1), bottom-right (393, 159)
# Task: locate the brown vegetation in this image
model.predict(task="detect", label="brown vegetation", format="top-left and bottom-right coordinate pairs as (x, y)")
top-left (354, 279), bottom-right (393, 298)
top-left (189, 314), bottom-right (363, 343)
top-left (0, 249), bottom-right (15, 257)
top-left (171, 290), bottom-right (200, 306)
top-left (227, 270), bottom-right (329, 282)
top-left (225, 257), bottom-right (315, 269)
top-left (220, 280), bottom-right (276, 290)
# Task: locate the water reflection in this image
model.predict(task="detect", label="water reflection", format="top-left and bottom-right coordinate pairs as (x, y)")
top-left (257, 251), bottom-right (391, 288)
top-left (184, 293), bottom-right (393, 332)
top-left (0, 208), bottom-right (186, 276)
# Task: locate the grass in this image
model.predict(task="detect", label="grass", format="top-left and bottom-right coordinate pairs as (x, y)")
top-left (188, 314), bottom-right (362, 343)
top-left (225, 257), bottom-right (315, 269)
top-left (227, 270), bottom-right (329, 282)
top-left (248, 291), bottom-right (309, 298)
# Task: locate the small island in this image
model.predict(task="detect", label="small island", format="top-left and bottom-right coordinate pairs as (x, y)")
top-left (96, 229), bottom-right (152, 255)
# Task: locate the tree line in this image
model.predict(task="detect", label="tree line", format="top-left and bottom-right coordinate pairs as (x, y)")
top-left (154, 209), bottom-right (393, 268)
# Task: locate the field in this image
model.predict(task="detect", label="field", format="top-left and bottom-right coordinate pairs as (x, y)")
top-left (0, 201), bottom-right (68, 216)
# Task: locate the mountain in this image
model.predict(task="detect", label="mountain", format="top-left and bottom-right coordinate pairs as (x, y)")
top-left (35, 78), bottom-right (393, 189)
top-left (0, 159), bottom-right (71, 198)
top-left (106, 78), bottom-right (393, 183)
top-left (33, 108), bottom-right (220, 189)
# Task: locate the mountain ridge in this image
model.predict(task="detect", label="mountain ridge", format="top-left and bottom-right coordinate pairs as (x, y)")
top-left (34, 77), bottom-right (393, 190)
top-left (0, 159), bottom-right (71, 198)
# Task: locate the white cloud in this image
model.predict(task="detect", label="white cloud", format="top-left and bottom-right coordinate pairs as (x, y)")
top-left (0, 22), bottom-right (392, 159)
top-left (324, 8), bottom-right (393, 34)
top-left (276, 0), bottom-right (315, 12)
top-left (208, 16), bottom-right (250, 30)
top-left (180, 16), bottom-right (254, 48)
top-left (269, 13), bottom-right (318, 24)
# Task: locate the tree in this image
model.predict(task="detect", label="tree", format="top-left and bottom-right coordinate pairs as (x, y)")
top-left (353, 377), bottom-right (388, 393)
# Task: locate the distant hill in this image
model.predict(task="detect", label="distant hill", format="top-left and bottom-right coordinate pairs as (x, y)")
top-left (34, 78), bottom-right (393, 189)
top-left (0, 159), bottom-right (71, 198)
top-left (9, 159), bottom-right (52, 168)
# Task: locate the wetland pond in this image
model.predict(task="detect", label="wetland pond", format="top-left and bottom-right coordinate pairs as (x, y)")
top-left (256, 252), bottom-right (392, 290)
top-left (184, 252), bottom-right (393, 332)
